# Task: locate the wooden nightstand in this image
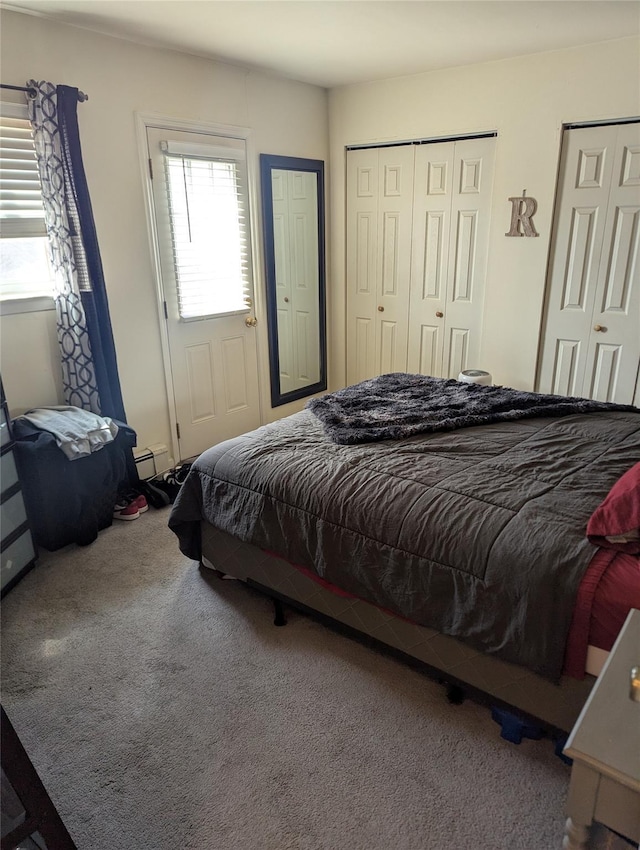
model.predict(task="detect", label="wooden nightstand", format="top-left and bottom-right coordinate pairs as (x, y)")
top-left (563, 608), bottom-right (640, 849)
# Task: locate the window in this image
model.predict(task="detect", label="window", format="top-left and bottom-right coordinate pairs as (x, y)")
top-left (0, 103), bottom-right (54, 307)
top-left (161, 138), bottom-right (251, 320)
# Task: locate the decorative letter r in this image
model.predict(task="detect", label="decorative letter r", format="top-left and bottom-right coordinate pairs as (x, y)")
top-left (506, 196), bottom-right (539, 237)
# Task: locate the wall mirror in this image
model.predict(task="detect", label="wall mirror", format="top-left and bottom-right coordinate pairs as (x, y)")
top-left (260, 154), bottom-right (326, 407)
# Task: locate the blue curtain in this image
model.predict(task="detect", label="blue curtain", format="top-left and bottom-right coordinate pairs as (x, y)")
top-left (28, 80), bottom-right (127, 423)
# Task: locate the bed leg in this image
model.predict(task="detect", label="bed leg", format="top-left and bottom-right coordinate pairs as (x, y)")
top-left (273, 598), bottom-right (287, 627)
top-left (554, 734), bottom-right (573, 765)
top-left (446, 683), bottom-right (466, 705)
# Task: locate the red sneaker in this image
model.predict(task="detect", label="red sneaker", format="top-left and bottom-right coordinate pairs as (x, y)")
top-left (113, 501), bottom-right (140, 521)
top-left (133, 494), bottom-right (149, 514)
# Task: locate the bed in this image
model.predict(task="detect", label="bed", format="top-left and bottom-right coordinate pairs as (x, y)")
top-left (169, 375), bottom-right (640, 734)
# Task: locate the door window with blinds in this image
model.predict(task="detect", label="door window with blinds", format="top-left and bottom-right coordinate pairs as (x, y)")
top-left (0, 102), bottom-right (54, 304)
top-left (161, 137), bottom-right (252, 320)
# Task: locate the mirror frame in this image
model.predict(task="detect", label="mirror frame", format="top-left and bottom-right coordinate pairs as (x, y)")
top-left (260, 154), bottom-right (327, 408)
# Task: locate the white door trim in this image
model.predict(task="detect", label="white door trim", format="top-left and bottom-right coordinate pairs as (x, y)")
top-left (135, 111), bottom-right (265, 463)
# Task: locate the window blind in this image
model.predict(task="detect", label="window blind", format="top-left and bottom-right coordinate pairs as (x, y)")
top-left (0, 104), bottom-right (53, 302)
top-left (0, 110), bottom-right (46, 238)
top-left (162, 138), bottom-right (252, 320)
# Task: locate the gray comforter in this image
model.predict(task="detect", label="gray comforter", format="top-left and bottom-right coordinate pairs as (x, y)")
top-left (169, 408), bottom-right (640, 680)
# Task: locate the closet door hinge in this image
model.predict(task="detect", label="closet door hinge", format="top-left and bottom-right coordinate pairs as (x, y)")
top-left (148, 157), bottom-right (153, 180)
top-left (163, 300), bottom-right (168, 320)
top-left (176, 422), bottom-right (181, 440)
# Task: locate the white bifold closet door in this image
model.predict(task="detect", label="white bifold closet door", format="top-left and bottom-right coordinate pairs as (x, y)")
top-left (346, 136), bottom-right (495, 385)
top-left (538, 122), bottom-right (640, 404)
top-left (346, 145), bottom-right (415, 385)
top-left (407, 136), bottom-right (495, 378)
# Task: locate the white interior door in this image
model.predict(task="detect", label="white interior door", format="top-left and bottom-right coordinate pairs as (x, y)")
top-left (346, 147), bottom-right (378, 384)
top-left (408, 136), bottom-right (495, 378)
top-left (376, 146), bottom-right (414, 375)
top-left (584, 123), bottom-right (640, 401)
top-left (146, 126), bottom-right (261, 461)
top-left (442, 136), bottom-right (495, 378)
top-left (346, 145), bottom-right (414, 384)
top-left (538, 125), bottom-right (618, 397)
top-left (538, 122), bottom-right (640, 403)
top-left (407, 141), bottom-right (453, 377)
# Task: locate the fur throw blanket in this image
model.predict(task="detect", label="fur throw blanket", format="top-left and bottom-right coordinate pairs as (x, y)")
top-left (306, 373), bottom-right (638, 445)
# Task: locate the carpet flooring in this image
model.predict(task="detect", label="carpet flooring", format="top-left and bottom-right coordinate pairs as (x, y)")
top-left (0, 506), bottom-right (631, 849)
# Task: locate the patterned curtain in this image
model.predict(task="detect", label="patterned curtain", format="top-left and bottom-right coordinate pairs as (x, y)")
top-left (27, 80), bottom-right (126, 421)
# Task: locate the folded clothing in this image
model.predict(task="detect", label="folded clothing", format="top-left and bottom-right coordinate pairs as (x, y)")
top-left (18, 405), bottom-right (119, 461)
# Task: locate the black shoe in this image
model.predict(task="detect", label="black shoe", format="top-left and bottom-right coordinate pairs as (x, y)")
top-left (138, 479), bottom-right (172, 508)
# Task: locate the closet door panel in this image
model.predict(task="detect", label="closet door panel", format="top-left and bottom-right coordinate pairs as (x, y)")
top-left (353, 317), bottom-right (375, 384)
top-left (547, 339), bottom-right (583, 397)
top-left (588, 342), bottom-right (623, 401)
top-left (442, 136), bottom-right (495, 377)
top-left (417, 324), bottom-right (442, 376)
top-left (407, 142), bottom-right (452, 376)
top-left (347, 149), bottom-right (379, 384)
top-left (347, 137), bottom-right (495, 384)
top-left (347, 146), bottom-right (414, 382)
top-left (447, 327), bottom-right (470, 378)
top-left (379, 320), bottom-right (399, 374)
top-left (585, 123), bottom-right (640, 403)
top-left (538, 125), bottom-right (619, 396)
top-left (375, 146), bottom-right (414, 374)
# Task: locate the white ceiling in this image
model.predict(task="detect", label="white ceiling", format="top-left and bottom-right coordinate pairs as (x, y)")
top-left (3, 0), bottom-right (640, 88)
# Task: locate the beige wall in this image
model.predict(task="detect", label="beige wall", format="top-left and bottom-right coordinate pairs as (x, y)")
top-left (2, 13), bottom-right (638, 456)
top-left (0, 307), bottom-right (62, 410)
top-left (0, 9), bottom-right (328, 461)
top-left (328, 37), bottom-right (640, 391)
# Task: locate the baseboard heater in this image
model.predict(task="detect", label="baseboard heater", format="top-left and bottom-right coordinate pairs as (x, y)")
top-left (133, 443), bottom-right (170, 480)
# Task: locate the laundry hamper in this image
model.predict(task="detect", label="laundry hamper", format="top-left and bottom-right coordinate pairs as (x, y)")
top-left (12, 419), bottom-right (138, 550)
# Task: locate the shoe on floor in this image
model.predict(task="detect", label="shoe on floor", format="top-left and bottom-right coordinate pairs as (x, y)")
top-left (133, 494), bottom-right (149, 514)
top-left (113, 500), bottom-right (140, 521)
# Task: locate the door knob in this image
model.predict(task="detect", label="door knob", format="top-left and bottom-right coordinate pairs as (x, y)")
top-left (378, 305), bottom-right (384, 312)
top-left (594, 324), bottom-right (604, 332)
top-left (284, 297), bottom-right (289, 303)
top-left (436, 311), bottom-right (443, 318)
top-left (245, 316), bottom-right (258, 327)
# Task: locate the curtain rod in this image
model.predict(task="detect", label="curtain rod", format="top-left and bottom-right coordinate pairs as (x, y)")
top-left (0, 83), bottom-right (89, 102)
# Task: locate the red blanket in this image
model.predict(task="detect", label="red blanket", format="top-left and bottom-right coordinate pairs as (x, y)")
top-left (564, 462), bottom-right (640, 677)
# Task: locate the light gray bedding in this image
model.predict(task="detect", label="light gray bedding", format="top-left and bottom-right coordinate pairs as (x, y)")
top-left (169, 408), bottom-right (640, 680)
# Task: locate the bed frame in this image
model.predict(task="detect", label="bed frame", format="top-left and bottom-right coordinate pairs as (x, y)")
top-left (201, 521), bottom-right (595, 736)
